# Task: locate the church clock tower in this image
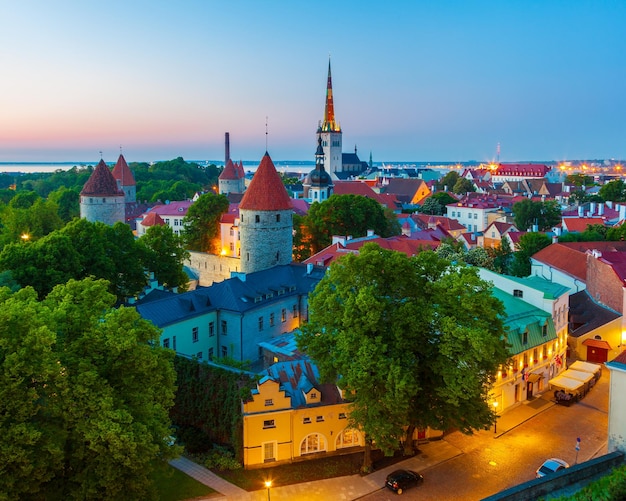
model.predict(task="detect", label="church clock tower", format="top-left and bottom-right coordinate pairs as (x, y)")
top-left (317, 59), bottom-right (342, 175)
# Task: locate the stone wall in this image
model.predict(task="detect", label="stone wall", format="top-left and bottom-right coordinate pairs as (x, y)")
top-left (186, 251), bottom-right (240, 287)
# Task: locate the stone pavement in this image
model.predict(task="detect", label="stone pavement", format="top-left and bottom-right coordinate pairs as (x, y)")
top-left (170, 396), bottom-right (560, 501)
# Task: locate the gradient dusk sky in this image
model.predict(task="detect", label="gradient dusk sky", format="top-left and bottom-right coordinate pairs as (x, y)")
top-left (1, 1), bottom-right (625, 164)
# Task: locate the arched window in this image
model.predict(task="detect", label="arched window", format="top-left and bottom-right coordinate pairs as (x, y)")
top-left (300, 433), bottom-right (326, 455)
top-left (335, 429), bottom-right (361, 449)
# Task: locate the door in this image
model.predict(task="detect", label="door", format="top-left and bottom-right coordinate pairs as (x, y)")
top-left (587, 347), bottom-right (608, 364)
top-left (526, 381), bottom-right (534, 400)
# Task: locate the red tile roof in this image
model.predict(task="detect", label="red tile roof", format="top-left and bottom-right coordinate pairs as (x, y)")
top-left (80, 159), bottom-right (124, 196)
top-left (597, 251), bottom-right (626, 282)
top-left (239, 153), bottom-right (292, 211)
top-left (495, 163), bottom-right (550, 176)
top-left (111, 154), bottom-right (136, 186)
top-left (140, 212), bottom-right (166, 227)
top-left (333, 180), bottom-right (389, 206)
top-left (219, 159), bottom-right (242, 180)
top-left (531, 243), bottom-right (588, 281)
top-left (562, 217), bottom-right (606, 232)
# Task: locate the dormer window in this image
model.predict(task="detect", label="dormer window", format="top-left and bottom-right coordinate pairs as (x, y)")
top-left (310, 392), bottom-right (317, 399)
top-left (513, 289), bottom-right (523, 298)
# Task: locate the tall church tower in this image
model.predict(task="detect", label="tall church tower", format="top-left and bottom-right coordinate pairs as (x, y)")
top-left (317, 59), bottom-right (342, 175)
top-left (239, 152), bottom-right (293, 274)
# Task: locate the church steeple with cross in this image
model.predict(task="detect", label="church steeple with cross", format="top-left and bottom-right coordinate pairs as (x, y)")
top-left (317, 58), bottom-right (343, 175)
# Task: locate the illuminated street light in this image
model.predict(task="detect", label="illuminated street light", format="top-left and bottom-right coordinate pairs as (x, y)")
top-left (493, 401), bottom-right (499, 434)
top-left (265, 480), bottom-right (272, 501)
top-left (21, 233), bottom-right (30, 242)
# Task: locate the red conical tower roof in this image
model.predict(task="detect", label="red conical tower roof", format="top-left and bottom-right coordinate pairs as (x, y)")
top-left (111, 154), bottom-right (136, 186)
top-left (239, 152), bottom-right (292, 211)
top-left (219, 159), bottom-right (240, 180)
top-left (80, 159), bottom-right (124, 196)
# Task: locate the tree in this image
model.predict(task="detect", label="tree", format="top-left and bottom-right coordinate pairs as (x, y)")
top-left (430, 191), bottom-right (457, 208)
top-left (487, 238), bottom-right (513, 275)
top-left (419, 197), bottom-right (443, 215)
top-left (0, 278), bottom-right (179, 500)
top-left (138, 225), bottom-right (190, 291)
top-left (297, 244), bottom-right (509, 470)
top-left (510, 232), bottom-right (552, 277)
top-left (304, 194), bottom-right (401, 254)
top-left (48, 186), bottom-right (80, 223)
top-left (452, 177), bottom-right (476, 195)
top-left (599, 179), bottom-right (626, 202)
top-left (183, 192), bottom-right (230, 252)
top-left (512, 199), bottom-right (561, 232)
top-left (437, 171), bottom-right (460, 192)
top-left (566, 173), bottom-right (593, 187)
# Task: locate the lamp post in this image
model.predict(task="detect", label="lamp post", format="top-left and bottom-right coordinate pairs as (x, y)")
top-left (493, 401), bottom-right (499, 434)
top-left (265, 480), bottom-right (272, 501)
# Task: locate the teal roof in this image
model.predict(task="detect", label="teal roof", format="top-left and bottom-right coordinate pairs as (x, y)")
top-left (495, 274), bottom-right (570, 300)
top-left (492, 288), bottom-right (557, 355)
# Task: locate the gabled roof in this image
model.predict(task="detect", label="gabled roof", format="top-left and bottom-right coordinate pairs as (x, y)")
top-left (562, 217), bottom-right (606, 232)
top-left (111, 154), bottom-right (136, 186)
top-left (264, 360), bottom-right (342, 408)
top-left (568, 290), bottom-right (621, 338)
top-left (492, 287), bottom-right (557, 355)
top-left (606, 350), bottom-right (626, 368)
top-left (596, 251), bottom-right (626, 283)
top-left (80, 159), bottom-right (124, 196)
top-left (485, 221), bottom-right (518, 235)
top-left (144, 200), bottom-right (192, 217)
top-left (379, 178), bottom-right (428, 203)
top-left (239, 152), bottom-right (293, 211)
top-left (412, 214), bottom-right (466, 232)
top-left (333, 180), bottom-right (389, 206)
top-left (495, 163), bottom-right (550, 177)
top-left (140, 211), bottom-right (166, 227)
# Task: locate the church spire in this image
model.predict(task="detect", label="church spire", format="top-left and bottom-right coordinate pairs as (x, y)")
top-left (321, 58), bottom-right (340, 133)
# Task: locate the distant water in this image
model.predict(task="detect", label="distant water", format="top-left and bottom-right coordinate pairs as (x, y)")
top-left (0, 162), bottom-right (95, 174)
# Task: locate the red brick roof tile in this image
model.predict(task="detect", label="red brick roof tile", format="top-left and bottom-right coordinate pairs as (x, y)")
top-left (80, 159), bottom-right (124, 196)
top-left (111, 154), bottom-right (136, 186)
top-left (239, 153), bottom-right (292, 211)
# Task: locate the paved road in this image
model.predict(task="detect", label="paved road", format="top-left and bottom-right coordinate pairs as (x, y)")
top-left (360, 371), bottom-right (609, 501)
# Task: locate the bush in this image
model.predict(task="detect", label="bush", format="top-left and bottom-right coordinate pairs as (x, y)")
top-left (203, 445), bottom-right (241, 472)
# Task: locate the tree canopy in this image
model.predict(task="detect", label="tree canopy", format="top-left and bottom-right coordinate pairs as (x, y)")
top-left (138, 224), bottom-right (190, 291)
top-left (599, 179), bottom-right (626, 203)
top-left (512, 199), bottom-right (561, 232)
top-left (509, 232), bottom-right (552, 277)
top-left (182, 192), bottom-right (230, 252)
top-left (0, 278), bottom-right (179, 500)
top-left (297, 244), bottom-right (509, 469)
top-left (298, 194), bottom-right (401, 257)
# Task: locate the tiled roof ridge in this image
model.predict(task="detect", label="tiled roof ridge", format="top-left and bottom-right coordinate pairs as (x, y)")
top-left (111, 154), bottom-right (136, 186)
top-left (80, 159), bottom-right (124, 196)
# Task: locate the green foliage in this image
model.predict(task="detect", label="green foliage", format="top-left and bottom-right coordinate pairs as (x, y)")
top-left (419, 197), bottom-right (444, 215)
top-left (170, 357), bottom-right (256, 460)
top-left (512, 199), bottom-right (561, 232)
top-left (138, 225), bottom-right (190, 291)
top-left (566, 173), bottom-right (594, 187)
top-left (183, 192), bottom-right (230, 252)
top-left (297, 244), bottom-right (509, 467)
top-left (549, 464), bottom-right (626, 501)
top-left (303, 194), bottom-right (401, 255)
top-left (0, 278), bottom-right (179, 500)
top-left (452, 177), bottom-right (476, 194)
top-left (487, 238), bottom-right (513, 274)
top-left (430, 191), bottom-right (458, 207)
top-left (202, 445), bottom-right (242, 471)
top-left (599, 179), bottom-right (626, 202)
top-left (437, 171), bottom-right (460, 192)
top-left (0, 219), bottom-right (148, 301)
top-left (510, 232), bottom-right (552, 277)
top-left (48, 186), bottom-right (80, 223)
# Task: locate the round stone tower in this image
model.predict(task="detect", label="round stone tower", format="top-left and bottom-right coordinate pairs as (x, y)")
top-left (80, 159), bottom-right (126, 225)
top-left (238, 152), bottom-right (293, 274)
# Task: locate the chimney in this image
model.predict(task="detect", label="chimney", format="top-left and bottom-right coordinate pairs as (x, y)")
top-left (606, 201), bottom-right (614, 209)
top-left (225, 132), bottom-right (230, 165)
top-left (599, 203), bottom-right (605, 216)
top-left (552, 235), bottom-right (559, 244)
top-left (590, 202), bottom-right (597, 215)
top-left (306, 263), bottom-right (313, 275)
top-left (621, 205), bottom-right (626, 221)
top-left (367, 229), bottom-right (374, 237)
top-left (578, 206), bottom-right (584, 217)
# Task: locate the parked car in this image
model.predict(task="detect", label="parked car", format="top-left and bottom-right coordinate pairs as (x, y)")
top-left (536, 458), bottom-right (570, 478)
top-left (385, 469), bottom-right (424, 495)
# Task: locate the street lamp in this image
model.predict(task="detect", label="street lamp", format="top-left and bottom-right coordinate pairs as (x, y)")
top-left (492, 401), bottom-right (499, 434)
top-left (265, 480), bottom-right (272, 501)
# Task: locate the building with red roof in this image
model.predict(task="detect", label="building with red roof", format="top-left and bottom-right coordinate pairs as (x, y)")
top-left (80, 158), bottom-right (126, 226)
top-left (111, 153), bottom-right (136, 204)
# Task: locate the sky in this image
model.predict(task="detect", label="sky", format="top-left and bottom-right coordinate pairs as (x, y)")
top-left (1, 1), bottom-right (626, 164)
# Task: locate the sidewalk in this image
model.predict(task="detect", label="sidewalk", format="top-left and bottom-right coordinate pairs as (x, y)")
top-left (170, 396), bottom-right (557, 501)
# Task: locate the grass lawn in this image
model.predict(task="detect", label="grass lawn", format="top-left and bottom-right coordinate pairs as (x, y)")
top-left (214, 449), bottom-right (407, 491)
top-left (153, 464), bottom-right (216, 501)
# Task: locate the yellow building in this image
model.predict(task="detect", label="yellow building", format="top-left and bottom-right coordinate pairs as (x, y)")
top-left (242, 360), bottom-right (363, 468)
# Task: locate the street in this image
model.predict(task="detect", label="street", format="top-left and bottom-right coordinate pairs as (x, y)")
top-left (360, 371), bottom-right (609, 501)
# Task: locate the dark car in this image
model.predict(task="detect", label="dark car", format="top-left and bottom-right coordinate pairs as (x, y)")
top-left (385, 469), bottom-right (424, 495)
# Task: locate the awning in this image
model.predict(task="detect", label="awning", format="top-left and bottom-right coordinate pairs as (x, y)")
top-left (569, 360), bottom-right (602, 375)
top-left (527, 372), bottom-right (542, 383)
top-left (582, 339), bottom-right (611, 350)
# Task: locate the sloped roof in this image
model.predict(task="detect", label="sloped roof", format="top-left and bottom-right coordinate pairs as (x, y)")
top-left (491, 287), bottom-right (557, 355)
top-left (333, 180), bottom-right (388, 206)
top-left (111, 154), bottom-right (136, 186)
top-left (568, 290), bottom-right (621, 338)
top-left (239, 152), bottom-right (293, 211)
top-left (380, 178), bottom-right (427, 202)
top-left (562, 217), bottom-right (606, 232)
top-left (597, 251), bottom-right (626, 282)
top-left (219, 159), bottom-right (242, 180)
top-left (80, 159), bottom-right (124, 196)
top-left (136, 263), bottom-right (325, 327)
top-left (607, 350), bottom-right (626, 368)
top-left (144, 200), bottom-right (192, 217)
top-left (140, 211), bottom-right (166, 227)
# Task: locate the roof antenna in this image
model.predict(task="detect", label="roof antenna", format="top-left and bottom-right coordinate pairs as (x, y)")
top-left (120, 145), bottom-right (123, 155)
top-left (99, 150), bottom-right (103, 159)
top-left (265, 116), bottom-right (269, 152)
